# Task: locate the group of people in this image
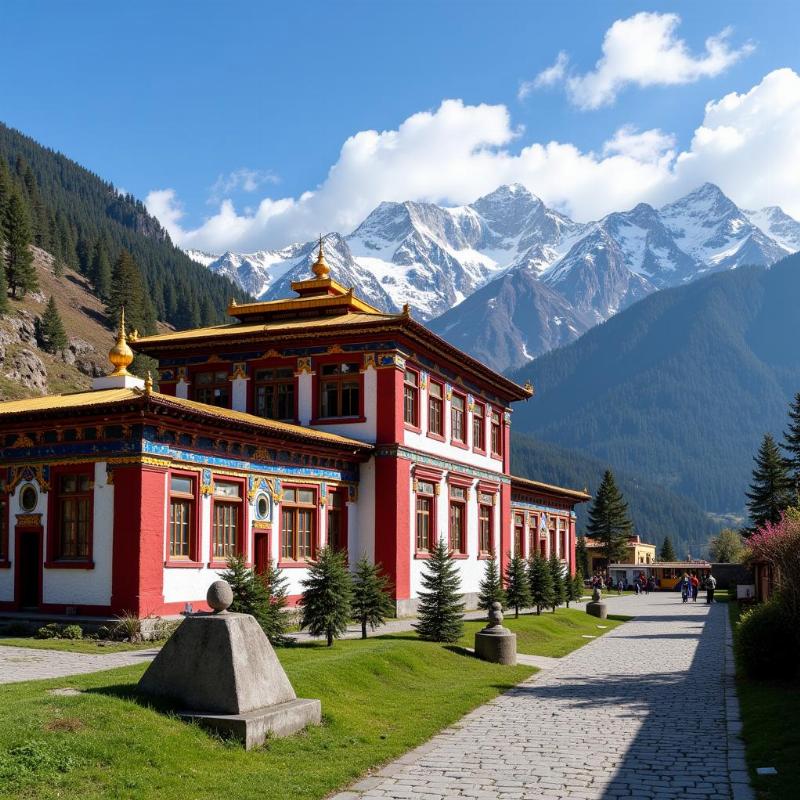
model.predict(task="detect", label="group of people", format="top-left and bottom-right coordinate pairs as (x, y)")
top-left (680, 572), bottom-right (717, 604)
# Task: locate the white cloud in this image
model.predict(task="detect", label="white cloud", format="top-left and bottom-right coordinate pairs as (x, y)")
top-left (208, 168), bottom-right (278, 204)
top-left (530, 12), bottom-right (753, 109)
top-left (519, 51), bottom-right (568, 99)
top-left (148, 69), bottom-right (800, 251)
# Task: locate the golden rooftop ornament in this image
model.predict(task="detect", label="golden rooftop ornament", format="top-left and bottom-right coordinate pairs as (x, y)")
top-left (312, 235), bottom-right (330, 279)
top-left (145, 371), bottom-right (153, 395)
top-left (108, 307), bottom-right (134, 377)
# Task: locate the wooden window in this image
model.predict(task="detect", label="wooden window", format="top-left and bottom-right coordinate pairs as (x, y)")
top-left (449, 485), bottom-right (466, 554)
top-left (528, 514), bottom-right (539, 559)
top-left (169, 474), bottom-right (195, 560)
top-left (254, 367), bottom-right (295, 420)
top-left (451, 394), bottom-right (465, 443)
top-left (415, 480), bottom-right (435, 552)
top-left (472, 403), bottom-right (486, 450)
top-left (319, 362), bottom-right (361, 418)
top-left (479, 493), bottom-right (494, 555)
top-left (549, 517), bottom-right (557, 558)
top-left (212, 480), bottom-right (242, 561)
top-left (558, 518), bottom-right (568, 560)
top-left (327, 491), bottom-right (346, 551)
top-left (0, 496), bottom-right (7, 562)
top-left (403, 369), bottom-right (419, 427)
top-left (281, 487), bottom-right (316, 561)
top-left (56, 472), bottom-right (92, 560)
top-left (194, 370), bottom-right (230, 408)
top-left (490, 409), bottom-right (502, 456)
top-left (513, 512), bottom-right (524, 557)
top-left (428, 382), bottom-right (443, 436)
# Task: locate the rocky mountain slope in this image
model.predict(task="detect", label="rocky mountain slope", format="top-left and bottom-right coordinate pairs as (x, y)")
top-left (191, 183), bottom-right (800, 372)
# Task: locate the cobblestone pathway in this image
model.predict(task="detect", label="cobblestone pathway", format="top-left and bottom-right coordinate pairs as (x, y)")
top-left (335, 593), bottom-right (751, 800)
top-left (0, 646), bottom-right (160, 684)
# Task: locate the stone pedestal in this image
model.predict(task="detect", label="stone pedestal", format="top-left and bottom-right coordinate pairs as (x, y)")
top-left (473, 602), bottom-right (517, 666)
top-left (586, 586), bottom-right (607, 619)
top-left (138, 582), bottom-right (320, 748)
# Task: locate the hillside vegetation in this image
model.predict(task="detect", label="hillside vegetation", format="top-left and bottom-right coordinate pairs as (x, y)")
top-left (510, 254), bottom-right (800, 515)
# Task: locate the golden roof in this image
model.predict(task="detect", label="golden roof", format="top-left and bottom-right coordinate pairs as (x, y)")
top-left (510, 474), bottom-right (592, 502)
top-left (0, 388), bottom-right (371, 451)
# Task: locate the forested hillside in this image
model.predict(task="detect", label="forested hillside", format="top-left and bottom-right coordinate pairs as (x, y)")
top-left (511, 433), bottom-right (720, 559)
top-left (0, 122), bottom-right (250, 330)
top-left (510, 254), bottom-right (800, 515)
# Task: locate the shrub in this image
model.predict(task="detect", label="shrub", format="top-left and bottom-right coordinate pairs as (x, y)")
top-left (35, 624), bottom-right (61, 640)
top-left (299, 546), bottom-right (354, 647)
top-left (736, 600), bottom-right (799, 680)
top-left (150, 618), bottom-right (181, 642)
top-left (110, 612), bottom-right (142, 642)
top-left (477, 554), bottom-right (505, 612)
top-left (60, 625), bottom-right (83, 640)
top-left (351, 555), bottom-right (394, 639)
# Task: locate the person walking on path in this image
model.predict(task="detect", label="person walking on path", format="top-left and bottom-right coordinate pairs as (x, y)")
top-left (706, 573), bottom-right (717, 604)
top-left (691, 574), bottom-right (700, 603)
top-left (681, 574), bottom-right (690, 603)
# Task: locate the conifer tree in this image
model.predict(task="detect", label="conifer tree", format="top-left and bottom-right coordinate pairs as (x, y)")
top-left (746, 433), bottom-right (794, 534)
top-left (659, 536), bottom-right (677, 562)
top-left (783, 391), bottom-right (800, 500)
top-left (3, 189), bottom-right (38, 298)
top-left (106, 251), bottom-right (156, 336)
top-left (477, 554), bottom-right (506, 612)
top-left (566, 570), bottom-right (584, 608)
top-left (575, 535), bottom-right (589, 577)
top-left (52, 254), bottom-right (64, 279)
top-left (220, 553), bottom-right (270, 621)
top-left (586, 470), bottom-right (633, 565)
top-left (299, 546), bottom-right (353, 646)
top-left (351, 555), bottom-right (394, 639)
top-left (38, 295), bottom-right (67, 354)
top-left (504, 554), bottom-right (531, 618)
top-left (528, 552), bottom-right (554, 615)
top-left (257, 557), bottom-right (293, 645)
top-left (412, 537), bottom-right (464, 643)
top-left (90, 238), bottom-right (112, 300)
top-left (548, 552), bottom-right (566, 612)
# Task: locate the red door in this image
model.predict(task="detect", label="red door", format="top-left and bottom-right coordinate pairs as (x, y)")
top-left (254, 532), bottom-right (270, 575)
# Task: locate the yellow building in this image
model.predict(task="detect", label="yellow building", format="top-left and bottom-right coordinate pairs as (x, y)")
top-left (585, 535), bottom-right (657, 574)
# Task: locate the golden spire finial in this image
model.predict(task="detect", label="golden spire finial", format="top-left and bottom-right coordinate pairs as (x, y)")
top-left (108, 307), bottom-right (134, 377)
top-left (145, 371), bottom-right (153, 395)
top-left (312, 234), bottom-right (330, 279)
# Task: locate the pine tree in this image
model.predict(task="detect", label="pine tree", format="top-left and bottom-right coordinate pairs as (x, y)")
top-left (566, 570), bottom-right (584, 608)
top-left (783, 391), bottom-right (800, 501)
top-left (575, 535), bottom-right (589, 577)
top-left (504, 554), bottom-right (531, 618)
top-left (258, 558), bottom-right (293, 646)
top-left (3, 189), bottom-right (38, 298)
top-left (528, 552), bottom-right (554, 615)
top-left (106, 251), bottom-right (156, 336)
top-left (746, 433), bottom-right (794, 534)
top-left (52, 254), bottom-right (64, 279)
top-left (586, 470), bottom-right (633, 565)
top-left (90, 238), bottom-right (112, 300)
top-left (477, 554), bottom-right (506, 611)
top-left (548, 552), bottom-right (566, 612)
top-left (351, 556), bottom-right (394, 639)
top-left (412, 537), bottom-right (465, 643)
top-left (299, 546), bottom-right (353, 646)
top-left (38, 295), bottom-right (67, 354)
top-left (659, 536), bottom-right (677, 562)
top-left (220, 553), bottom-right (270, 617)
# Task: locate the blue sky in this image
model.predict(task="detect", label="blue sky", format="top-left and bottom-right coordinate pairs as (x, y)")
top-left (2, 1), bottom-right (800, 251)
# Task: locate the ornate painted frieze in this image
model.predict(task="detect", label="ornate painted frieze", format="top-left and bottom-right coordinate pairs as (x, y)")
top-left (7, 464), bottom-right (50, 494)
top-left (375, 444), bottom-right (510, 485)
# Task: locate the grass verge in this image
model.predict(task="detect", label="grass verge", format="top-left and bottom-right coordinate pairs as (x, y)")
top-left (729, 602), bottom-right (800, 800)
top-left (0, 636), bottom-right (532, 800)
top-left (458, 607), bottom-right (629, 658)
top-left (0, 637), bottom-right (157, 654)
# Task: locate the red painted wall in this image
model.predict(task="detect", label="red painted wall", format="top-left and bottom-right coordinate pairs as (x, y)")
top-left (110, 465), bottom-right (166, 615)
top-left (374, 454), bottom-right (412, 601)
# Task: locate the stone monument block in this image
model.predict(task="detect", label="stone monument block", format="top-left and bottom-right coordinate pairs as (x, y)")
top-left (586, 586), bottom-right (608, 619)
top-left (138, 581), bottom-right (320, 748)
top-left (474, 602), bottom-right (517, 666)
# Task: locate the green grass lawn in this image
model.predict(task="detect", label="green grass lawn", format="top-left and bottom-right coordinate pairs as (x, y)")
top-left (0, 637), bottom-right (157, 654)
top-left (0, 636), bottom-right (533, 800)
top-left (458, 607), bottom-right (629, 658)
top-left (728, 602), bottom-right (800, 800)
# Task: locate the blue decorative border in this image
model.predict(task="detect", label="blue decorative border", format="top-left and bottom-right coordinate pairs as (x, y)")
top-left (376, 444), bottom-right (511, 484)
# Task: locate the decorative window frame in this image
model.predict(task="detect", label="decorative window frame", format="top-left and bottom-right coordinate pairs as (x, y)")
top-left (165, 468), bottom-right (202, 567)
top-left (45, 463), bottom-right (95, 569)
top-left (207, 474), bottom-right (247, 569)
top-left (278, 483), bottom-right (320, 567)
top-left (311, 355), bottom-right (366, 424)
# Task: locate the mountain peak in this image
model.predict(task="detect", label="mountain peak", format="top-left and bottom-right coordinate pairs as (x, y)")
top-left (473, 183), bottom-right (541, 207)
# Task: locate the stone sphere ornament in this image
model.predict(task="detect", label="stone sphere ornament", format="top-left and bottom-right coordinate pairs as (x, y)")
top-left (488, 601), bottom-right (504, 627)
top-left (207, 580), bottom-right (233, 613)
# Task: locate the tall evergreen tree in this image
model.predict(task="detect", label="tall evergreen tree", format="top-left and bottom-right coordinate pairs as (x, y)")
top-left (257, 557), bottom-right (293, 646)
top-left (575, 535), bottom-right (589, 577)
top-left (3, 189), bottom-right (38, 298)
top-left (566, 570), bottom-right (584, 608)
top-left (659, 536), bottom-right (677, 562)
top-left (412, 537), bottom-right (464, 643)
top-left (586, 470), bottom-right (633, 565)
top-left (351, 556), bottom-right (394, 639)
top-left (477, 554), bottom-right (506, 611)
top-left (548, 552), bottom-right (566, 612)
top-left (299, 546), bottom-right (353, 647)
top-left (745, 433), bottom-right (794, 534)
top-left (783, 391), bottom-right (800, 500)
top-left (528, 552), bottom-right (554, 615)
top-left (90, 238), bottom-right (112, 300)
top-left (504, 554), bottom-right (532, 618)
top-left (38, 295), bottom-right (67, 354)
top-left (106, 250), bottom-right (156, 336)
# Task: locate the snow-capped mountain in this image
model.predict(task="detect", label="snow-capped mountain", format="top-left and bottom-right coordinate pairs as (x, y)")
top-left (186, 183), bottom-right (799, 373)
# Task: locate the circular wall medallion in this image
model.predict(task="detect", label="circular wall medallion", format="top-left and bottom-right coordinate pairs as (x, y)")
top-left (255, 492), bottom-right (271, 521)
top-left (19, 484), bottom-right (38, 512)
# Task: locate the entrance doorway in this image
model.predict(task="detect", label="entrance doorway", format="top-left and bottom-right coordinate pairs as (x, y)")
top-left (17, 531), bottom-right (41, 609)
top-left (254, 532), bottom-right (270, 576)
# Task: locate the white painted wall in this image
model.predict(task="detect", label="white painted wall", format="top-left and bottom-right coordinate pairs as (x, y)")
top-left (0, 497), bottom-right (14, 602)
top-left (297, 371), bottom-right (313, 425)
top-left (176, 379), bottom-right (190, 400)
top-left (231, 377), bottom-right (249, 412)
top-left (309, 364), bottom-right (378, 442)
